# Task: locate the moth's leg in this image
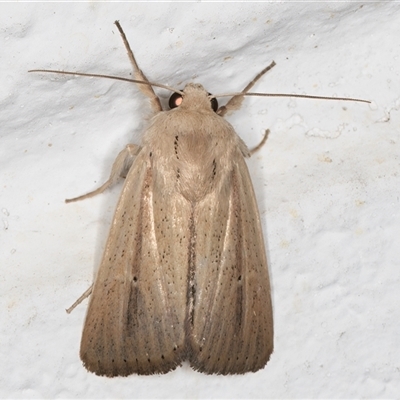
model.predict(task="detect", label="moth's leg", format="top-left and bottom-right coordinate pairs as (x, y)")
top-left (114, 21), bottom-right (162, 114)
top-left (65, 144), bottom-right (141, 203)
top-left (66, 284), bottom-right (93, 314)
top-left (218, 61), bottom-right (276, 117)
top-left (250, 129), bottom-right (270, 155)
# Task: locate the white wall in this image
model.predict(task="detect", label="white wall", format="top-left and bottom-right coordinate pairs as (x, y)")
top-left (1, 2), bottom-right (399, 398)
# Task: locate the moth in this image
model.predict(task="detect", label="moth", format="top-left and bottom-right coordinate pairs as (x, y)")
top-left (30, 21), bottom-right (369, 377)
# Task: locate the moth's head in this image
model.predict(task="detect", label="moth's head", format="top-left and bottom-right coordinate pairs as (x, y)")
top-left (169, 83), bottom-right (218, 112)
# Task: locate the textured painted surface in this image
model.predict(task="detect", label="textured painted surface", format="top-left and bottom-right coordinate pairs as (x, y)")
top-left (1, 2), bottom-right (399, 398)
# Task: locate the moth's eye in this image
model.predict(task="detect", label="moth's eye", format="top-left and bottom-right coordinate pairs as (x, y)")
top-left (169, 91), bottom-right (218, 112)
top-left (169, 92), bottom-right (183, 109)
top-left (209, 95), bottom-right (218, 113)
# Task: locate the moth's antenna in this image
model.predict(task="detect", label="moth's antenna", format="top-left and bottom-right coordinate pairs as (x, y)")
top-left (28, 69), bottom-right (183, 95)
top-left (212, 91), bottom-right (371, 104)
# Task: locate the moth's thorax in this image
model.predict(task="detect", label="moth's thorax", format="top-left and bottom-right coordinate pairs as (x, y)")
top-left (144, 96), bottom-right (241, 202)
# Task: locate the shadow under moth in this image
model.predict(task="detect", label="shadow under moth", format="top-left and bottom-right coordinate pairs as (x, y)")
top-left (30, 21), bottom-right (369, 377)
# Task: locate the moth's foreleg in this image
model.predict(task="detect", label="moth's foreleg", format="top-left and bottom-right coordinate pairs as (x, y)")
top-left (218, 61), bottom-right (276, 117)
top-left (65, 144), bottom-right (141, 203)
top-left (114, 21), bottom-right (162, 114)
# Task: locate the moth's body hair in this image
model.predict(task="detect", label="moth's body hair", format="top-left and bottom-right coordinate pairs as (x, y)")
top-left (31, 20), bottom-right (369, 377)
